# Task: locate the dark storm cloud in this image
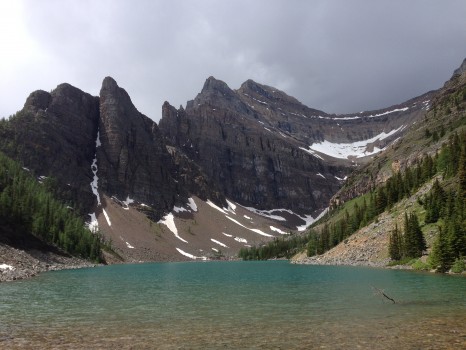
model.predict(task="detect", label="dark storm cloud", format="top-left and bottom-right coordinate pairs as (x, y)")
top-left (1, 0), bottom-right (465, 121)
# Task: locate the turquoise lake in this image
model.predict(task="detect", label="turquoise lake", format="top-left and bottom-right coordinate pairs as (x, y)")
top-left (1, 261), bottom-right (465, 349)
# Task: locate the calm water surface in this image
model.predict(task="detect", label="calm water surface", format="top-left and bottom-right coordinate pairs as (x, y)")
top-left (0, 261), bottom-right (465, 349)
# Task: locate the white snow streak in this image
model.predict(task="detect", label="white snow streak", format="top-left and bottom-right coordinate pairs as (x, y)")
top-left (299, 147), bottom-right (325, 160)
top-left (316, 173), bottom-right (326, 179)
top-left (176, 248), bottom-right (207, 260)
top-left (243, 215), bottom-right (252, 220)
top-left (243, 206), bottom-right (289, 221)
top-left (102, 209), bottom-right (112, 226)
top-left (226, 216), bottom-right (273, 237)
top-left (226, 199), bottom-right (237, 214)
top-left (126, 241), bottom-right (135, 249)
top-left (320, 107), bottom-right (409, 121)
top-left (95, 131), bottom-right (101, 147)
top-left (90, 130), bottom-right (101, 206)
top-left (188, 198), bottom-right (198, 212)
top-left (211, 239), bottom-right (228, 248)
top-left (159, 213), bottom-right (188, 243)
top-left (234, 237), bottom-right (247, 243)
top-left (270, 226), bottom-right (288, 235)
top-left (173, 206), bottom-right (188, 213)
top-left (206, 200), bottom-right (227, 214)
top-left (222, 232), bottom-right (233, 237)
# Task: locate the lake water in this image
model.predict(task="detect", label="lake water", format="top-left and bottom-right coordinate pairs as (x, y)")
top-left (0, 261), bottom-right (465, 349)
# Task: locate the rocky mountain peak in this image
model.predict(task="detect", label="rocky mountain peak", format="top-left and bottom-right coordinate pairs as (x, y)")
top-left (238, 79), bottom-right (302, 106)
top-left (452, 57), bottom-right (466, 77)
top-left (97, 77), bottom-right (180, 219)
top-left (101, 76), bottom-right (119, 91)
top-left (24, 90), bottom-right (51, 112)
top-left (190, 76), bottom-right (238, 106)
top-left (100, 76), bottom-right (135, 112)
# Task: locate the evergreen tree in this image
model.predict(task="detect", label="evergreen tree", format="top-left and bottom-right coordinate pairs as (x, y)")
top-left (388, 224), bottom-right (403, 261)
top-left (403, 213), bottom-right (426, 258)
top-left (429, 227), bottom-right (454, 272)
top-left (458, 141), bottom-right (466, 203)
top-left (375, 188), bottom-right (387, 214)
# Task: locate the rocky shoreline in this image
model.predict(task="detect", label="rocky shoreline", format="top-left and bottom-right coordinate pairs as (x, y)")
top-left (0, 243), bottom-right (97, 282)
top-left (291, 253), bottom-right (390, 268)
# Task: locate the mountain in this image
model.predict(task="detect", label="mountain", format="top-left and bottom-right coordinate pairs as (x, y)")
top-left (1, 60), bottom-right (458, 264)
top-left (159, 76), bottom-right (433, 217)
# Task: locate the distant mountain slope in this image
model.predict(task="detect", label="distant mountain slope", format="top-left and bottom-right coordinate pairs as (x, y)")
top-left (332, 61), bottom-right (466, 205)
top-left (288, 59), bottom-right (466, 271)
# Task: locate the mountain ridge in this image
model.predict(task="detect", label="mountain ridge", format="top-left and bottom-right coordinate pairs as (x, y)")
top-left (2, 58), bottom-right (464, 264)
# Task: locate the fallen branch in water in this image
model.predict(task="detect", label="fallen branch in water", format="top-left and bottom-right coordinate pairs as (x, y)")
top-left (371, 286), bottom-right (396, 304)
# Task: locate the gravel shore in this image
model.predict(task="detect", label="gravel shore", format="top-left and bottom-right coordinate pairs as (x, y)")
top-left (0, 243), bottom-right (97, 282)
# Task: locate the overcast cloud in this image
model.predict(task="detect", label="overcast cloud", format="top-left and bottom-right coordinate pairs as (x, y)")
top-left (1, 0), bottom-right (466, 121)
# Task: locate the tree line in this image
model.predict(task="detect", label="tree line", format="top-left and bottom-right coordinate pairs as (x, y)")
top-left (423, 134), bottom-right (466, 271)
top-left (238, 232), bottom-right (309, 260)
top-left (0, 151), bottom-right (102, 262)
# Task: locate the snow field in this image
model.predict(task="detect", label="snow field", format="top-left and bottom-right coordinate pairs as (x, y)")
top-left (306, 125), bottom-right (405, 159)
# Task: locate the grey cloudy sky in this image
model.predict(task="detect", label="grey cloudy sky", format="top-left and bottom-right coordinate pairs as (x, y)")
top-left (1, 0), bottom-right (466, 121)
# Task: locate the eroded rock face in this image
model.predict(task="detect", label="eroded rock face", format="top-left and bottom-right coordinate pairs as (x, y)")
top-left (97, 77), bottom-right (179, 219)
top-left (160, 76), bottom-right (433, 215)
top-left (160, 77), bottom-right (346, 215)
top-left (0, 83), bottom-right (100, 212)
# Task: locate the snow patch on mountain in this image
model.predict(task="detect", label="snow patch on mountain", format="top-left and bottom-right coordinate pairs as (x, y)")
top-left (296, 208), bottom-right (329, 231)
top-left (306, 126), bottom-right (405, 159)
top-left (270, 226), bottom-right (288, 235)
top-left (176, 248), bottom-right (207, 260)
top-left (102, 209), bottom-right (112, 226)
top-left (159, 213), bottom-right (188, 243)
top-left (211, 239), bottom-right (228, 248)
top-left (122, 196), bottom-right (134, 210)
top-left (87, 213), bottom-right (99, 233)
top-left (188, 198), bottom-right (198, 212)
top-left (225, 216), bottom-right (273, 237)
top-left (206, 200), bottom-right (227, 214)
top-left (90, 130), bottom-right (102, 206)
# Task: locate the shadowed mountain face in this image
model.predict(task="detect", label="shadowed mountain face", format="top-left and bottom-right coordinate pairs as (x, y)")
top-left (159, 76), bottom-right (434, 215)
top-left (0, 83), bottom-right (100, 212)
top-left (96, 77), bottom-right (181, 219)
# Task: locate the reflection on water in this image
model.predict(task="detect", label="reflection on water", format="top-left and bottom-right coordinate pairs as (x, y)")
top-left (1, 262), bottom-right (465, 349)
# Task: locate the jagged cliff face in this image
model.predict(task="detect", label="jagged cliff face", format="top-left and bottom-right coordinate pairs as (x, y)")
top-left (0, 84), bottom-right (100, 211)
top-left (0, 78), bottom-right (190, 220)
top-left (159, 76), bottom-right (432, 215)
top-left (96, 77), bottom-right (181, 218)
